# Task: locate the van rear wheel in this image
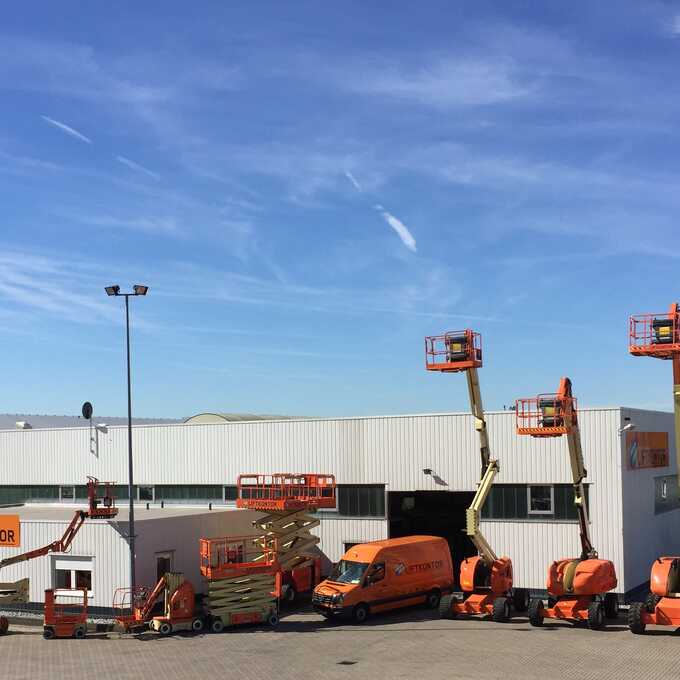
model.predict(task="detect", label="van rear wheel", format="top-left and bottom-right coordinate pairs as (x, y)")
top-left (352, 603), bottom-right (369, 624)
top-left (426, 589), bottom-right (441, 609)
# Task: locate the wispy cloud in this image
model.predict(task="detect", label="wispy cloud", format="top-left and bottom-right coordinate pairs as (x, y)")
top-left (374, 206), bottom-right (417, 253)
top-left (66, 213), bottom-right (181, 236)
top-left (671, 14), bottom-right (680, 36)
top-left (41, 115), bottom-right (92, 143)
top-left (344, 171), bottom-right (362, 191)
top-left (116, 155), bottom-right (160, 180)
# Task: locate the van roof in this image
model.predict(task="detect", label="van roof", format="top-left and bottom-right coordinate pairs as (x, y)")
top-left (344, 535), bottom-right (444, 560)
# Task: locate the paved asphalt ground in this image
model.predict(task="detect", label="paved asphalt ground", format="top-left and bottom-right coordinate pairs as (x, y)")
top-left (3, 606), bottom-right (680, 680)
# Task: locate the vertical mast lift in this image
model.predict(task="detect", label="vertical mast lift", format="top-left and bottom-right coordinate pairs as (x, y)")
top-left (628, 304), bottom-right (680, 634)
top-left (516, 378), bottom-right (618, 629)
top-left (425, 330), bottom-right (528, 622)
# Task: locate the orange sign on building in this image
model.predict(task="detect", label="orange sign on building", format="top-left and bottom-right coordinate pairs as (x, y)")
top-left (626, 431), bottom-right (669, 470)
top-left (0, 515), bottom-right (20, 547)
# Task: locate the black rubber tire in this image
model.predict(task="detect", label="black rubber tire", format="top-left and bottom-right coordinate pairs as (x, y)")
top-left (191, 618), bottom-right (204, 632)
top-left (73, 626), bottom-right (86, 639)
top-left (628, 602), bottom-right (647, 635)
top-left (0, 616), bottom-right (8, 635)
top-left (268, 613), bottom-right (279, 627)
top-left (512, 588), bottom-right (529, 613)
top-left (210, 618), bottom-right (225, 633)
top-left (43, 627), bottom-right (55, 640)
top-left (158, 621), bottom-right (172, 636)
top-left (352, 603), bottom-right (369, 624)
top-left (426, 589), bottom-right (441, 609)
top-left (587, 601), bottom-right (605, 630)
top-left (547, 597), bottom-right (557, 609)
top-left (528, 599), bottom-right (544, 627)
top-left (284, 586), bottom-right (297, 604)
top-left (604, 593), bottom-right (619, 619)
top-left (438, 593), bottom-right (456, 619)
top-left (645, 593), bottom-right (661, 613)
top-left (492, 597), bottom-right (510, 623)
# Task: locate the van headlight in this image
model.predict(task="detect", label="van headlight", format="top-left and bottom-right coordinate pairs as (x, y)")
top-left (331, 593), bottom-right (344, 605)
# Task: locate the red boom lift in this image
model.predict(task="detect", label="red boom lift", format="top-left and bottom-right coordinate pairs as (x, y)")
top-left (426, 330), bottom-right (528, 622)
top-left (516, 378), bottom-right (618, 629)
top-left (628, 303), bottom-right (680, 634)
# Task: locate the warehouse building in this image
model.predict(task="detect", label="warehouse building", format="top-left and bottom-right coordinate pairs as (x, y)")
top-left (0, 406), bottom-right (677, 604)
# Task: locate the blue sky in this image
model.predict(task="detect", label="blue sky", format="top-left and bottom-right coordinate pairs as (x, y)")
top-left (1, 2), bottom-right (680, 418)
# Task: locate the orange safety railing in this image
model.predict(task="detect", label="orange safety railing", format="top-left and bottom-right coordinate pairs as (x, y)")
top-left (516, 393), bottom-right (577, 437)
top-left (236, 473), bottom-right (336, 511)
top-left (630, 308), bottom-right (680, 359)
top-left (199, 534), bottom-right (279, 580)
top-left (425, 329), bottom-right (482, 372)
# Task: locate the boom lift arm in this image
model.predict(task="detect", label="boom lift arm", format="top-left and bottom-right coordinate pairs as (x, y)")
top-left (0, 477), bottom-right (117, 572)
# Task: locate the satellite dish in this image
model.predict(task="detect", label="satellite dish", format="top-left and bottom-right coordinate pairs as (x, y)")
top-left (82, 402), bottom-right (93, 420)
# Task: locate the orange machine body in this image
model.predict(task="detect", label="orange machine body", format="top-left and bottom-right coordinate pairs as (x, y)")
top-left (43, 588), bottom-right (88, 639)
top-left (450, 555), bottom-right (515, 617)
top-left (630, 558), bottom-right (680, 632)
top-left (547, 558), bottom-right (617, 597)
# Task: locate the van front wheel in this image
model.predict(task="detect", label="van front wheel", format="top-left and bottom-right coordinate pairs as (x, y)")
top-left (426, 589), bottom-right (441, 609)
top-left (352, 603), bottom-right (369, 624)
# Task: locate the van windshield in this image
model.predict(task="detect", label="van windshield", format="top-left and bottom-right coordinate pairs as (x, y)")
top-left (328, 560), bottom-right (369, 585)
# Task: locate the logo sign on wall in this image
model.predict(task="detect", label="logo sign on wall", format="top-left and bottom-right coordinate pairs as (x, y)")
top-left (627, 431), bottom-right (669, 470)
top-left (0, 515), bottom-right (20, 547)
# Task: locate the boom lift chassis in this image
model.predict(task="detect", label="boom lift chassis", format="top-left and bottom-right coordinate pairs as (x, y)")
top-left (516, 378), bottom-right (618, 629)
top-left (426, 330), bottom-right (528, 622)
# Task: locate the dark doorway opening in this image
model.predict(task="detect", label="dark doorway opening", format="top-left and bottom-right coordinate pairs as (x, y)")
top-left (388, 491), bottom-right (476, 588)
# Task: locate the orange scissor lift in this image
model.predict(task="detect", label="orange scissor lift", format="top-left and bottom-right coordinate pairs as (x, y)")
top-left (426, 330), bottom-right (528, 622)
top-left (628, 303), bottom-right (680, 634)
top-left (199, 473), bottom-right (335, 631)
top-left (516, 378), bottom-right (618, 629)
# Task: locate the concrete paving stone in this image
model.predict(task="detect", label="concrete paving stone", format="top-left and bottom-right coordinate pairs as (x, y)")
top-left (2, 608), bottom-right (680, 680)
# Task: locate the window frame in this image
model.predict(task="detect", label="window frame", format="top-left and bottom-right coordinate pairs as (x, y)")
top-left (527, 485), bottom-right (555, 515)
top-left (59, 486), bottom-right (75, 502)
top-left (137, 485), bottom-right (155, 502)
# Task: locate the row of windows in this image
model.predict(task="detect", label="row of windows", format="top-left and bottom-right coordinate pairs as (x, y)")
top-left (481, 484), bottom-right (589, 521)
top-left (336, 485), bottom-right (385, 517)
top-left (655, 475), bottom-right (680, 515)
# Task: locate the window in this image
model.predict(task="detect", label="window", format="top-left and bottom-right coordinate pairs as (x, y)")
top-left (655, 475), bottom-right (680, 515)
top-left (52, 557), bottom-right (94, 597)
top-left (366, 562), bottom-right (385, 585)
top-left (138, 486), bottom-right (154, 502)
top-left (0, 486), bottom-right (59, 504)
top-left (60, 486), bottom-right (75, 501)
top-left (224, 485), bottom-right (238, 502)
top-left (337, 485), bottom-right (385, 517)
top-left (528, 486), bottom-right (554, 515)
top-left (155, 485), bottom-right (223, 502)
top-left (482, 484), bottom-right (589, 521)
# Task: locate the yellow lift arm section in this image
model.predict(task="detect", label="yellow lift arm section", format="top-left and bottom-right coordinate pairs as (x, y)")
top-left (464, 366), bottom-right (498, 565)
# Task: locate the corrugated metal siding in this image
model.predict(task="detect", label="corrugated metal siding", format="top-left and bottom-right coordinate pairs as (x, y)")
top-left (315, 518), bottom-right (389, 563)
top-left (0, 520), bottom-right (128, 606)
top-left (620, 408), bottom-right (680, 592)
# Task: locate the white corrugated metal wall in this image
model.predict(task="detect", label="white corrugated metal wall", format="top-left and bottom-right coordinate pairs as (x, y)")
top-left (620, 408), bottom-right (680, 592)
top-left (0, 407), bottom-right (674, 592)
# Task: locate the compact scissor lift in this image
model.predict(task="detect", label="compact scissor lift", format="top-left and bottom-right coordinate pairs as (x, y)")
top-left (516, 379), bottom-right (618, 629)
top-left (426, 330), bottom-right (528, 621)
top-left (628, 304), bottom-right (680, 634)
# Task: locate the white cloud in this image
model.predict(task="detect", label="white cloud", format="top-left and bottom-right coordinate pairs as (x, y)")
top-left (41, 115), bottom-right (92, 143)
top-left (344, 171), bottom-right (362, 191)
top-left (672, 14), bottom-right (680, 35)
top-left (375, 207), bottom-right (417, 252)
top-left (116, 155), bottom-right (160, 180)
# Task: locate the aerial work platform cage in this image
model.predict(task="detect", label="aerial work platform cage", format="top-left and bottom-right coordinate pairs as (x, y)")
top-left (236, 473), bottom-right (336, 512)
top-left (425, 330), bottom-right (482, 373)
top-left (629, 305), bottom-right (680, 359)
top-left (516, 393), bottom-right (577, 437)
top-left (199, 534), bottom-right (278, 581)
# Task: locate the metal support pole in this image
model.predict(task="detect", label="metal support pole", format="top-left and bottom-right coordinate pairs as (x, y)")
top-left (125, 294), bottom-right (136, 593)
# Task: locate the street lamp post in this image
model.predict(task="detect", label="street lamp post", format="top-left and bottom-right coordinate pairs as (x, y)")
top-left (105, 284), bottom-right (148, 594)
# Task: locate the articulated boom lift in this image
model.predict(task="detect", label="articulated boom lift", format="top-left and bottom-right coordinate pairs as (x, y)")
top-left (628, 303), bottom-right (680, 634)
top-left (516, 378), bottom-right (618, 629)
top-left (425, 330), bottom-right (527, 622)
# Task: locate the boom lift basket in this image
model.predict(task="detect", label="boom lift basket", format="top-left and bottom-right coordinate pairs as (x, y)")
top-left (236, 473), bottom-right (336, 511)
top-left (425, 329), bottom-right (482, 372)
top-left (629, 309), bottom-right (680, 359)
top-left (516, 394), bottom-right (577, 437)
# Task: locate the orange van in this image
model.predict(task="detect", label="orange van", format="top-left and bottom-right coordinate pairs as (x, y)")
top-left (312, 535), bottom-right (453, 623)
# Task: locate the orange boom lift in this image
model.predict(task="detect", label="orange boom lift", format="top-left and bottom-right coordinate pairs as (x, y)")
top-left (628, 303), bottom-right (680, 634)
top-left (0, 477), bottom-right (117, 638)
top-left (516, 378), bottom-right (618, 629)
top-left (426, 330), bottom-right (528, 622)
